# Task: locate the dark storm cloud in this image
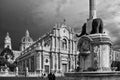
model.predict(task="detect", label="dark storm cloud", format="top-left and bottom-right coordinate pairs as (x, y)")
top-left (0, 0), bottom-right (120, 50)
top-left (0, 0), bottom-right (50, 50)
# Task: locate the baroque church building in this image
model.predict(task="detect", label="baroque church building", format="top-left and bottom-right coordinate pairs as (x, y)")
top-left (16, 22), bottom-right (78, 76)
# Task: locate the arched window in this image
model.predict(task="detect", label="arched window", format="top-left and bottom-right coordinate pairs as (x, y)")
top-left (62, 39), bottom-right (67, 50)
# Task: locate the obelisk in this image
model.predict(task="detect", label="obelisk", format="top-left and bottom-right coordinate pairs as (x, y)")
top-left (89, 0), bottom-right (97, 19)
top-left (86, 0), bottom-right (97, 34)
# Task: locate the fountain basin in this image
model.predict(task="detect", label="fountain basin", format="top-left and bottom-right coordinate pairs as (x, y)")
top-left (64, 71), bottom-right (120, 80)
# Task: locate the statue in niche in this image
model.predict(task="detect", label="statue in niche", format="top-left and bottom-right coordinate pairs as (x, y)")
top-left (76, 18), bottom-right (103, 37)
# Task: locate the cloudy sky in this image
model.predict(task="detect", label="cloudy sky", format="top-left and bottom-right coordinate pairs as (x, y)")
top-left (0, 0), bottom-right (120, 50)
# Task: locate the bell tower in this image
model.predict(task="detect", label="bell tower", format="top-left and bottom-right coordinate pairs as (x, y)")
top-left (4, 32), bottom-right (12, 49)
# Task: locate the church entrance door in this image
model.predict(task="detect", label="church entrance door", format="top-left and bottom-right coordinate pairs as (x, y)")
top-left (62, 64), bottom-right (67, 73)
top-left (45, 65), bottom-right (49, 74)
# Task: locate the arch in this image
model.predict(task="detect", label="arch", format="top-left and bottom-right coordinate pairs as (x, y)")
top-left (62, 39), bottom-right (67, 49)
top-left (61, 36), bottom-right (68, 50)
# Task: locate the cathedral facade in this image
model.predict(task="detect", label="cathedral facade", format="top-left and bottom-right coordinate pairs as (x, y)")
top-left (16, 23), bottom-right (78, 76)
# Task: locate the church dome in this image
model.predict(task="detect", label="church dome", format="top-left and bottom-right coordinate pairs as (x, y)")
top-left (21, 30), bottom-right (33, 43)
top-left (22, 36), bottom-right (33, 43)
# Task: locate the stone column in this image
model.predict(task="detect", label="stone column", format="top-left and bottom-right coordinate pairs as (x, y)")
top-left (52, 36), bottom-right (55, 51)
top-left (68, 55), bottom-right (71, 72)
top-left (75, 55), bottom-right (77, 69)
top-left (50, 52), bottom-right (53, 72)
top-left (52, 53), bottom-right (55, 71)
top-left (42, 52), bottom-right (45, 73)
top-left (39, 52), bottom-right (42, 76)
top-left (16, 67), bottom-right (18, 76)
top-left (26, 67), bottom-right (28, 76)
top-left (58, 53), bottom-right (61, 72)
top-left (34, 55), bottom-right (36, 72)
top-left (29, 58), bottom-right (31, 71)
top-left (56, 53), bottom-right (59, 72)
top-left (36, 54), bottom-right (39, 70)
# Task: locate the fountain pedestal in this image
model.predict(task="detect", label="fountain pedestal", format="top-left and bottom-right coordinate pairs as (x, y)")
top-left (77, 34), bottom-right (112, 72)
top-left (64, 34), bottom-right (119, 80)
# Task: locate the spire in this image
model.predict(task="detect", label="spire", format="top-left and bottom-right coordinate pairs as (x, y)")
top-left (89, 0), bottom-right (97, 19)
top-left (5, 32), bottom-right (10, 39)
top-left (25, 30), bottom-right (30, 37)
top-left (5, 32), bottom-right (11, 41)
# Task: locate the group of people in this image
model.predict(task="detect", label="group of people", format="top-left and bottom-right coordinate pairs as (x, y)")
top-left (42, 72), bottom-right (56, 80)
top-left (48, 72), bottom-right (56, 80)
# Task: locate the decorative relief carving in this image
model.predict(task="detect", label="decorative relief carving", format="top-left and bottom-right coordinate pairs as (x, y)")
top-left (80, 39), bottom-right (91, 54)
top-left (93, 46), bottom-right (100, 69)
top-left (81, 40), bottom-right (90, 51)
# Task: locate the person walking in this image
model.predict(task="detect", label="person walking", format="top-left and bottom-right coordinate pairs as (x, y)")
top-left (52, 73), bottom-right (56, 80)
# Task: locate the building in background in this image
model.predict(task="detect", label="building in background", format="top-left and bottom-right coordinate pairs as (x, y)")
top-left (111, 49), bottom-right (120, 71)
top-left (111, 49), bottom-right (120, 62)
top-left (1, 22), bottom-right (120, 75)
top-left (4, 32), bottom-right (21, 61)
top-left (16, 22), bottom-right (78, 76)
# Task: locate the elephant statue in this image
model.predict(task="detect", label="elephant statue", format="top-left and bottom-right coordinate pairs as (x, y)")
top-left (76, 18), bottom-right (103, 37)
top-left (76, 23), bottom-right (88, 37)
top-left (90, 18), bottom-right (103, 34)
